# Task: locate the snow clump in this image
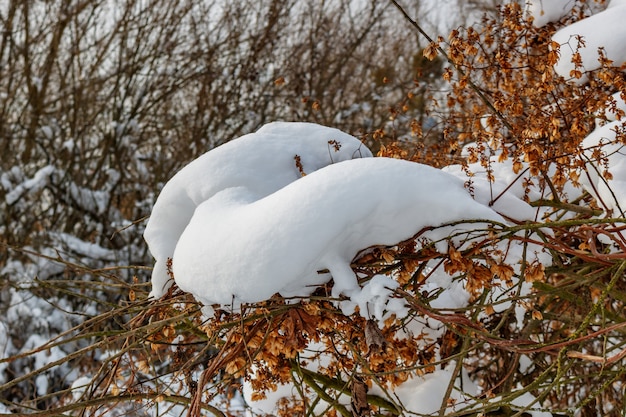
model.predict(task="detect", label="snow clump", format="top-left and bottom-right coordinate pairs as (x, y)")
top-left (172, 156), bottom-right (504, 307)
top-left (144, 122), bottom-right (372, 298)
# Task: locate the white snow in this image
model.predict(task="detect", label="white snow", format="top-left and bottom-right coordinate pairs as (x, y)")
top-left (342, 275), bottom-right (409, 325)
top-left (531, 0), bottom-right (626, 237)
top-left (580, 119), bottom-right (626, 216)
top-left (2, 165), bottom-right (115, 216)
top-left (4, 165), bottom-right (55, 205)
top-left (525, 0), bottom-right (576, 27)
top-left (22, 334), bottom-right (67, 395)
top-left (71, 376), bottom-right (93, 401)
top-left (376, 367), bottom-right (478, 415)
top-left (51, 232), bottom-right (117, 261)
top-left (374, 365), bottom-right (550, 417)
top-left (551, 4), bottom-right (626, 84)
top-left (608, 0), bottom-right (626, 8)
top-left (0, 321), bottom-right (11, 384)
top-left (493, 390), bottom-right (554, 417)
top-left (144, 122), bottom-right (372, 298)
top-left (1, 248), bottom-right (66, 283)
top-left (442, 159), bottom-right (544, 221)
top-left (172, 156), bottom-right (503, 307)
top-left (68, 182), bottom-right (110, 215)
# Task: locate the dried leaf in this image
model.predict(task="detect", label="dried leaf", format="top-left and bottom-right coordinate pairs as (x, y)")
top-left (328, 139), bottom-right (342, 152)
top-left (439, 329), bottom-right (460, 360)
top-left (423, 42), bottom-right (439, 61)
top-left (364, 319), bottom-right (386, 356)
top-left (294, 155), bottom-right (306, 177)
top-left (351, 375), bottom-right (370, 417)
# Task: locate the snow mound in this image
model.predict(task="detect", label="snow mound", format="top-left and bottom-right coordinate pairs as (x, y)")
top-left (144, 122), bottom-right (372, 298)
top-left (172, 157), bottom-right (504, 308)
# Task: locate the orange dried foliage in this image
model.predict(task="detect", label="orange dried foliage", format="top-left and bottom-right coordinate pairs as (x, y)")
top-left (377, 1), bottom-right (626, 209)
top-left (524, 262), bottom-right (546, 283)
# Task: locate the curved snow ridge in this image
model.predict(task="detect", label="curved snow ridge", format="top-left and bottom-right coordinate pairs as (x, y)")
top-left (144, 122), bottom-right (372, 298)
top-left (172, 157), bottom-right (505, 307)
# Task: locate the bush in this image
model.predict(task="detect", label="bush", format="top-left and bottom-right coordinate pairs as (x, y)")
top-left (3, 1), bottom-right (626, 416)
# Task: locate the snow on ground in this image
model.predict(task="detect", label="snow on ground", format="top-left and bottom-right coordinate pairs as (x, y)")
top-left (143, 122), bottom-right (372, 299)
top-left (370, 367), bottom-right (479, 415)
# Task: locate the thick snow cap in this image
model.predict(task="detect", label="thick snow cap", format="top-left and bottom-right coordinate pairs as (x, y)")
top-left (144, 122), bottom-right (372, 298)
top-left (172, 157), bottom-right (504, 307)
